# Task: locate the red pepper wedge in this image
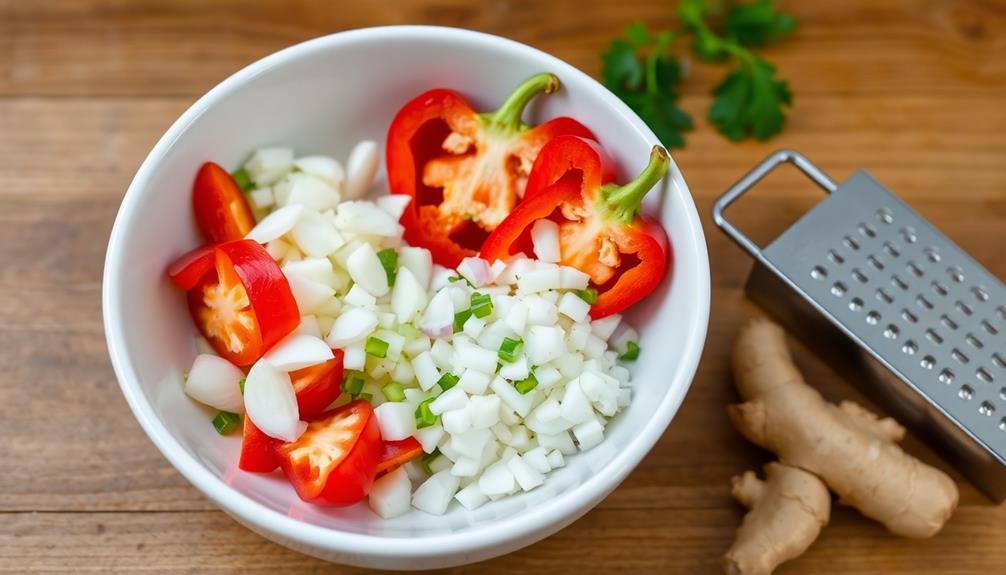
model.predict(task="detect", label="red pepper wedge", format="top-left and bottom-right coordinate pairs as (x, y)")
top-left (375, 437), bottom-right (423, 477)
top-left (386, 73), bottom-right (595, 268)
top-left (481, 136), bottom-right (670, 319)
top-left (193, 162), bottom-right (256, 244)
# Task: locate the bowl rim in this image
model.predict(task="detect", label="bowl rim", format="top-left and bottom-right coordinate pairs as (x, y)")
top-left (103, 25), bottom-right (710, 561)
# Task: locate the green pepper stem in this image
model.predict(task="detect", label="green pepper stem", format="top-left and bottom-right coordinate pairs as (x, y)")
top-left (601, 146), bottom-right (670, 224)
top-left (481, 73), bottom-right (560, 134)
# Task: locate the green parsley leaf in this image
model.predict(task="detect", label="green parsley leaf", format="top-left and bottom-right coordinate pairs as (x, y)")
top-left (231, 168), bottom-right (254, 192)
top-left (724, 0), bottom-right (796, 48)
top-left (708, 56), bottom-right (792, 141)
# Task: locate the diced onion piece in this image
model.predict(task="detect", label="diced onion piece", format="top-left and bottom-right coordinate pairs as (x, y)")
top-left (368, 467), bottom-right (411, 519)
top-left (573, 417), bottom-right (605, 451)
top-left (525, 325), bottom-right (565, 366)
top-left (546, 449), bottom-right (565, 468)
top-left (591, 314), bottom-right (622, 340)
top-left (496, 257), bottom-right (534, 285)
top-left (523, 447), bottom-right (552, 474)
top-left (419, 288), bottom-right (454, 339)
top-left (343, 342), bottom-right (365, 370)
top-left (243, 359), bottom-right (303, 442)
top-left (334, 201), bottom-right (404, 237)
top-left (184, 354), bottom-right (245, 413)
top-left (558, 292), bottom-right (591, 323)
top-left (531, 219), bottom-right (561, 263)
top-left (610, 325), bottom-right (639, 354)
top-left (537, 431), bottom-right (577, 455)
top-left (282, 172), bottom-right (341, 212)
top-left (344, 242), bottom-right (389, 297)
top-left (489, 376), bottom-right (535, 417)
top-left (294, 155), bottom-right (344, 189)
top-left (412, 470), bottom-right (460, 516)
top-left (468, 394), bottom-right (501, 429)
top-left (295, 315), bottom-right (322, 339)
top-left (343, 284), bottom-right (376, 308)
top-left (416, 425), bottom-right (444, 453)
top-left (499, 355), bottom-right (529, 382)
top-left (442, 406), bottom-right (473, 434)
top-left (449, 428), bottom-right (492, 460)
top-left (285, 273), bottom-right (336, 315)
top-left (430, 386), bottom-right (468, 416)
top-left (504, 301), bottom-right (528, 334)
top-left (248, 187), bottom-right (275, 210)
top-left (457, 257), bottom-right (492, 287)
top-left (376, 194), bottom-right (411, 220)
top-left (454, 338), bottom-right (498, 374)
top-left (534, 366), bottom-right (562, 389)
top-left (283, 258), bottom-right (339, 288)
top-left (450, 456), bottom-right (480, 477)
top-left (559, 266), bottom-right (591, 290)
top-left (458, 369), bottom-right (491, 395)
top-left (245, 147), bottom-right (294, 187)
top-left (326, 307), bottom-right (378, 347)
top-left (344, 140), bottom-right (380, 200)
top-left (390, 267), bottom-right (427, 324)
top-left (291, 209), bottom-right (345, 257)
top-left (507, 454), bottom-right (544, 491)
top-left (559, 378), bottom-right (595, 424)
top-left (552, 351), bottom-right (584, 379)
top-left (245, 204), bottom-right (303, 244)
top-left (411, 351), bottom-right (441, 391)
top-left (478, 459), bottom-right (515, 496)
top-left (583, 334), bottom-right (607, 359)
top-left (263, 334), bottom-right (334, 371)
top-left (525, 296), bottom-right (558, 326)
top-left (455, 482), bottom-right (489, 510)
top-left (488, 259), bottom-right (508, 282)
top-left (374, 402), bottom-right (418, 441)
top-left (517, 267), bottom-right (562, 293)
top-left (399, 247), bottom-right (433, 290)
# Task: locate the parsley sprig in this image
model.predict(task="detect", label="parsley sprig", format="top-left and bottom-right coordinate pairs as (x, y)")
top-left (602, 0), bottom-right (796, 147)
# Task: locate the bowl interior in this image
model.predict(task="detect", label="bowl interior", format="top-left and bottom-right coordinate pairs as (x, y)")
top-left (106, 27), bottom-right (708, 544)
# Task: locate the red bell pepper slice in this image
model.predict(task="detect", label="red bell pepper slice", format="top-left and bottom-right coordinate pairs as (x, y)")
top-left (193, 162), bottom-right (256, 244)
top-left (386, 73), bottom-right (595, 268)
top-left (375, 437), bottom-right (423, 477)
top-left (289, 350), bottom-right (345, 420)
top-left (185, 240), bottom-right (299, 366)
top-left (481, 136), bottom-right (670, 319)
top-left (276, 400), bottom-right (383, 507)
top-left (238, 416), bottom-right (282, 473)
top-left (166, 244), bottom-right (217, 290)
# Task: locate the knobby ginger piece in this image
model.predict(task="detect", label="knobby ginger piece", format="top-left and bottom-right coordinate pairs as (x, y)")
top-left (723, 462), bottom-right (830, 575)
top-left (729, 318), bottom-right (958, 538)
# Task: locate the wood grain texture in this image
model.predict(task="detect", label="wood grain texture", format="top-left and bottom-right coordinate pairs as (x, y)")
top-left (1, 0), bottom-right (1004, 572)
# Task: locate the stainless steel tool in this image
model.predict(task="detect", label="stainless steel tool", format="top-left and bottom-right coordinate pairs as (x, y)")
top-left (713, 150), bottom-right (1006, 501)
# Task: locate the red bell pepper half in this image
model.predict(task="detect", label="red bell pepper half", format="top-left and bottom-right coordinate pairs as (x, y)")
top-left (386, 73), bottom-right (595, 267)
top-left (481, 136), bottom-right (670, 319)
top-left (192, 162), bottom-right (256, 244)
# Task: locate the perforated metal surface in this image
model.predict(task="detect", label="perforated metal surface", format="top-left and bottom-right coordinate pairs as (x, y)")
top-left (764, 171), bottom-right (1006, 461)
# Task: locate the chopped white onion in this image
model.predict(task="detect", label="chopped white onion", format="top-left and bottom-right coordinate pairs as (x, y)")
top-left (284, 273), bottom-right (336, 314)
top-left (245, 147), bottom-right (294, 187)
top-left (376, 194), bottom-right (411, 220)
top-left (525, 325), bottom-right (565, 366)
top-left (374, 402), bottom-right (418, 441)
top-left (457, 257), bottom-right (492, 287)
top-left (263, 334), bottom-right (334, 371)
top-left (346, 242), bottom-right (390, 297)
top-left (291, 209), bottom-right (345, 257)
top-left (281, 172), bottom-right (341, 212)
top-left (334, 201), bottom-right (403, 237)
top-left (412, 470), bottom-right (459, 515)
top-left (326, 307), bottom-right (378, 348)
top-left (369, 467), bottom-right (412, 519)
top-left (245, 204), bottom-right (304, 244)
top-left (344, 140), bottom-right (380, 200)
top-left (243, 359), bottom-right (302, 442)
top-left (400, 247), bottom-right (434, 290)
top-left (184, 354), bottom-right (245, 413)
top-left (294, 155), bottom-right (344, 189)
top-left (419, 287), bottom-right (454, 339)
top-left (531, 219), bottom-right (561, 263)
top-left (391, 267), bottom-right (427, 324)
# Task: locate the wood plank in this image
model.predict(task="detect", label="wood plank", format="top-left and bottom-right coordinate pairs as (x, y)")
top-left (0, 0), bottom-right (1004, 97)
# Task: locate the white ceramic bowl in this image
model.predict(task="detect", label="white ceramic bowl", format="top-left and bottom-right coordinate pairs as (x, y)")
top-left (103, 26), bottom-right (710, 570)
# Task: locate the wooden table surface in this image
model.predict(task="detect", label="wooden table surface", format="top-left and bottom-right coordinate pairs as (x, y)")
top-left (2, 1), bottom-right (1004, 573)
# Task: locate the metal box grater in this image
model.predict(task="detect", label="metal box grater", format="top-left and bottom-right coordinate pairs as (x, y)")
top-left (713, 150), bottom-right (1006, 501)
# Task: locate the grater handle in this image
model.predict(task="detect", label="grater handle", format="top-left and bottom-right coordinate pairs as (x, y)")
top-left (713, 149), bottom-right (839, 259)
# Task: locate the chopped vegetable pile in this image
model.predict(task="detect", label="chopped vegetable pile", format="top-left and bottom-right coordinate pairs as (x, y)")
top-left (166, 73), bottom-right (668, 518)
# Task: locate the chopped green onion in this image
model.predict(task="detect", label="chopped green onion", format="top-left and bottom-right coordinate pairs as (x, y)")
top-left (365, 336), bottom-right (389, 358)
top-left (448, 275), bottom-right (474, 287)
top-left (471, 292), bottom-right (491, 306)
top-left (212, 411), bottom-right (241, 435)
top-left (470, 292), bottom-right (493, 318)
top-left (514, 373), bottom-right (539, 395)
top-left (397, 323), bottom-right (422, 339)
top-left (377, 248), bottom-right (398, 286)
top-left (358, 392), bottom-right (374, 403)
top-left (231, 168), bottom-right (254, 191)
top-left (575, 288), bottom-right (599, 304)
top-left (421, 448), bottom-right (441, 474)
top-left (415, 398), bottom-right (438, 429)
top-left (382, 382), bottom-right (406, 402)
top-left (437, 373), bottom-right (460, 391)
top-left (238, 378), bottom-right (246, 394)
top-left (343, 373), bottom-right (365, 396)
top-left (498, 337), bottom-right (522, 363)
top-left (454, 309), bottom-right (473, 332)
top-left (619, 341), bottom-right (640, 361)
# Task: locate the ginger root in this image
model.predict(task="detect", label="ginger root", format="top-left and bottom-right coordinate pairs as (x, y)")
top-left (729, 318), bottom-right (958, 539)
top-left (723, 462), bottom-right (830, 575)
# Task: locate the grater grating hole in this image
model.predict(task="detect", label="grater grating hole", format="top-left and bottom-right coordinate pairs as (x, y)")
top-left (920, 355), bottom-right (935, 370)
top-left (876, 208), bottom-right (894, 224)
top-left (925, 328), bottom-right (943, 344)
top-left (858, 223), bottom-right (877, 238)
top-left (901, 308), bottom-right (918, 323)
top-left (811, 266), bottom-right (828, 280)
top-left (907, 261), bottom-right (925, 278)
top-left (972, 286), bottom-right (989, 303)
top-left (883, 241), bottom-right (900, 258)
top-left (891, 275), bottom-right (909, 291)
top-left (947, 266), bottom-right (964, 283)
top-left (923, 247), bottom-right (941, 263)
top-left (866, 311), bottom-right (881, 325)
top-left (902, 340), bottom-right (918, 355)
top-left (900, 226), bottom-right (918, 244)
top-left (939, 368), bottom-right (955, 385)
top-left (867, 255), bottom-right (885, 270)
top-left (956, 300), bottom-right (974, 317)
top-left (916, 294), bottom-right (934, 310)
top-left (843, 235), bottom-right (860, 251)
top-left (965, 333), bottom-right (984, 350)
top-left (993, 353), bottom-right (1006, 370)
top-left (977, 368), bottom-right (993, 384)
top-left (931, 280), bottom-right (948, 297)
top-left (852, 268), bottom-right (869, 283)
top-left (940, 314), bottom-right (959, 330)
top-left (952, 348), bottom-right (970, 364)
top-left (849, 297), bottom-right (864, 312)
top-left (831, 282), bottom-right (847, 297)
top-left (979, 401), bottom-right (995, 416)
top-left (959, 384), bottom-right (974, 400)
top-left (876, 288), bottom-right (893, 304)
top-left (883, 324), bottom-right (898, 339)
top-left (981, 320), bottom-right (998, 336)
top-left (828, 250), bottom-right (845, 264)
